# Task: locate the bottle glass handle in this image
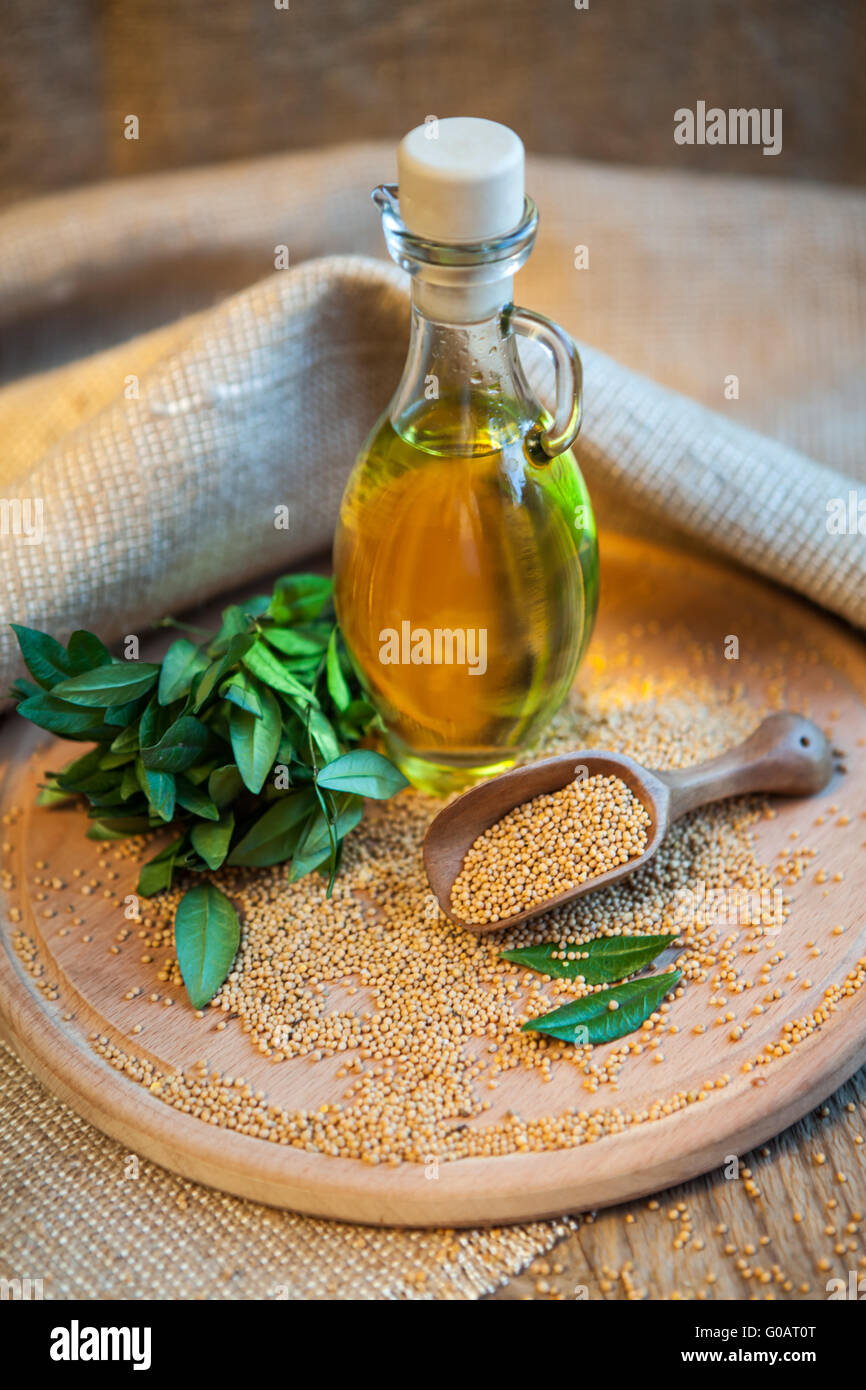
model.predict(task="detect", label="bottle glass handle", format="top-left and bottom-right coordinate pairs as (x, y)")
top-left (508, 306), bottom-right (583, 463)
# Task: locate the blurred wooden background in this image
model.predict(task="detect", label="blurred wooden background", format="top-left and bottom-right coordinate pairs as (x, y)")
top-left (1, 0), bottom-right (864, 208)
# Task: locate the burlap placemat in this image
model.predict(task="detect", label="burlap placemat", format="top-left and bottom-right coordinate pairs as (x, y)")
top-left (0, 1042), bottom-right (575, 1299)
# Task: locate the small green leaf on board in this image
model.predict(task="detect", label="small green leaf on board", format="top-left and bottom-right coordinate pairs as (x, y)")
top-left (522, 970), bottom-right (682, 1046)
top-left (501, 934), bottom-right (679, 986)
top-left (174, 882), bottom-right (241, 1010)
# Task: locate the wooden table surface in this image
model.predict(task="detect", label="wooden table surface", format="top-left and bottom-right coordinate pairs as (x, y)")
top-left (489, 1065), bottom-right (866, 1300)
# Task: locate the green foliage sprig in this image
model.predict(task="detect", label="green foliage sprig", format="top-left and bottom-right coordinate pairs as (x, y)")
top-left (10, 574), bottom-right (407, 1009)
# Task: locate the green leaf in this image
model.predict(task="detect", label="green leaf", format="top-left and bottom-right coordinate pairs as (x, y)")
top-left (110, 724), bottom-right (140, 755)
top-left (10, 677), bottom-right (42, 702)
top-left (276, 709), bottom-right (307, 763)
top-left (174, 883), bottom-right (240, 1009)
top-left (137, 837), bottom-right (186, 896)
top-left (229, 687), bottom-right (281, 794)
top-left (275, 731), bottom-right (296, 768)
top-left (263, 627), bottom-right (327, 659)
top-left (52, 661), bottom-right (159, 707)
top-left (51, 747), bottom-right (103, 785)
top-left (86, 823), bottom-right (125, 841)
top-left (501, 934), bottom-right (680, 986)
top-left (140, 714), bottom-right (209, 773)
top-left (67, 630), bottom-right (113, 673)
top-left (103, 697), bottom-right (146, 728)
top-left (242, 640), bottom-right (318, 706)
top-left (208, 598), bottom-right (269, 656)
top-left (136, 757), bottom-right (176, 822)
top-left (195, 632), bottom-right (255, 710)
top-left (17, 692), bottom-right (112, 740)
top-left (147, 774), bottom-right (176, 822)
top-left (268, 574), bottom-right (333, 625)
top-left (184, 760), bottom-right (218, 786)
top-left (190, 810), bottom-right (235, 870)
top-left (316, 749), bottom-right (408, 800)
top-left (307, 707), bottom-right (341, 764)
top-left (158, 638), bottom-right (209, 705)
top-left (220, 669), bottom-right (264, 718)
top-left (208, 764), bottom-right (244, 809)
top-left (36, 782), bottom-right (75, 807)
top-left (11, 624), bottom-right (72, 689)
top-left (193, 632), bottom-right (254, 711)
top-left (290, 796), bottom-right (363, 881)
top-left (86, 815), bottom-right (151, 840)
top-left (227, 789), bottom-right (317, 867)
top-left (83, 784), bottom-right (128, 807)
top-left (202, 703), bottom-right (231, 743)
top-left (98, 749), bottom-right (136, 771)
top-left (521, 970), bottom-right (682, 1046)
top-left (139, 695), bottom-right (171, 748)
top-left (120, 764), bottom-right (140, 801)
top-left (325, 628), bottom-right (352, 711)
top-left (291, 661), bottom-right (324, 685)
top-left (336, 699), bottom-right (378, 741)
top-left (208, 605), bottom-right (251, 656)
top-left (174, 777), bottom-right (220, 821)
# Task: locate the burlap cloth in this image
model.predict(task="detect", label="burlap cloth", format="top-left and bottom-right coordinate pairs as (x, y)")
top-left (0, 143), bottom-right (864, 1298)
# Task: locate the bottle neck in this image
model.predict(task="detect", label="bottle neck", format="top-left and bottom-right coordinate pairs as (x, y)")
top-left (389, 291), bottom-right (534, 451)
top-left (373, 183), bottom-right (538, 326)
top-left (411, 272), bottom-right (515, 324)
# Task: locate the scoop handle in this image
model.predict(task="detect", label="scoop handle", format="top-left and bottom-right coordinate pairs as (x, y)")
top-left (658, 712), bottom-right (833, 821)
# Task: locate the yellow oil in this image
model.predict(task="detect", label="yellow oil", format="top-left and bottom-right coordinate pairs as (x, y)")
top-left (333, 394), bottom-right (598, 794)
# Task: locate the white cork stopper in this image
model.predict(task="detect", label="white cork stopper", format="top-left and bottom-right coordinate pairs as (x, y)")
top-left (397, 117), bottom-right (525, 243)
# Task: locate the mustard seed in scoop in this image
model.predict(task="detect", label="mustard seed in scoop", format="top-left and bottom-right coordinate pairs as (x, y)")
top-left (449, 773), bottom-right (651, 925)
top-left (427, 712), bottom-right (833, 934)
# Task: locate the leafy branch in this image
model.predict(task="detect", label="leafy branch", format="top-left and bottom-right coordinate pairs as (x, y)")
top-left (9, 574), bottom-right (407, 1009)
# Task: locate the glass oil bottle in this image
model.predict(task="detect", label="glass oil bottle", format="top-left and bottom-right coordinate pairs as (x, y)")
top-left (334, 118), bottom-right (598, 795)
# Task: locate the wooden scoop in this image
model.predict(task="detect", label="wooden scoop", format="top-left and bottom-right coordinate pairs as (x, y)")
top-left (423, 712), bottom-right (834, 933)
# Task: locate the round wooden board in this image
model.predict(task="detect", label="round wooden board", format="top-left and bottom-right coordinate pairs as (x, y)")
top-left (1, 532), bottom-right (865, 1228)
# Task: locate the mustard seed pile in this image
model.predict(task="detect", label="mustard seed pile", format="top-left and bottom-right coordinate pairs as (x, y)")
top-left (450, 773), bottom-right (652, 925)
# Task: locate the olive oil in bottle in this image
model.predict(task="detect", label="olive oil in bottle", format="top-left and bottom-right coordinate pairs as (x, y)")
top-left (333, 119), bottom-right (598, 794)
